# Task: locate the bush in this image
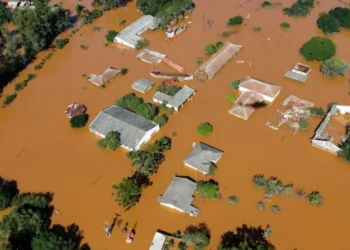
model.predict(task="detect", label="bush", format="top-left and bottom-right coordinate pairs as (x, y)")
top-left (271, 205), bottom-right (281, 214)
top-left (317, 13), bottom-right (340, 34)
top-left (283, 184), bottom-right (294, 195)
top-left (196, 57), bottom-right (203, 65)
top-left (308, 191), bottom-right (323, 205)
top-left (11, 193), bottom-right (52, 208)
top-left (309, 107), bottom-right (326, 117)
top-left (227, 196), bottom-right (239, 204)
top-left (230, 80), bottom-right (240, 90)
top-left (256, 201), bottom-right (265, 210)
top-left (338, 139), bottom-right (350, 162)
top-left (205, 44), bottom-right (217, 56)
top-left (120, 68), bottom-right (128, 76)
top-left (165, 107), bottom-right (175, 115)
top-left (135, 39), bottom-right (149, 49)
top-left (178, 241), bottom-right (187, 250)
top-left (252, 174), bottom-right (266, 188)
top-left (215, 41), bottom-right (223, 49)
top-left (225, 94), bottom-right (236, 103)
top-left (197, 122), bottom-right (213, 136)
top-left (280, 22), bottom-right (291, 29)
top-left (153, 115), bottom-right (168, 127)
top-left (182, 224), bottom-right (210, 250)
top-left (55, 38), bottom-right (69, 49)
top-left (118, 18), bottom-right (126, 26)
top-left (253, 27), bottom-right (262, 32)
top-left (116, 93), bottom-right (143, 112)
top-left (136, 103), bottom-right (158, 120)
top-left (196, 180), bottom-right (219, 199)
top-left (97, 131), bottom-right (121, 151)
top-left (3, 93), bottom-right (17, 106)
top-left (261, 1), bottom-right (273, 8)
top-left (329, 7), bottom-right (350, 29)
top-left (15, 82), bottom-right (26, 91)
top-left (299, 36), bottom-right (336, 61)
top-left (227, 15), bottom-right (243, 26)
top-left (298, 119), bottom-right (309, 131)
top-left (320, 58), bottom-right (349, 77)
top-left (0, 179), bottom-right (19, 211)
top-left (153, 137), bottom-right (172, 152)
top-left (105, 30), bottom-right (118, 42)
top-left (70, 114), bottom-right (88, 128)
top-left (283, 0), bottom-right (314, 17)
top-left (90, 8), bottom-right (103, 19)
top-left (75, 4), bottom-right (85, 15)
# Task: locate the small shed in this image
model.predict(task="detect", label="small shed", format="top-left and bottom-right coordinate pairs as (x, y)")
top-left (284, 63), bottom-right (311, 83)
top-left (131, 79), bottom-right (155, 93)
top-left (228, 91), bottom-right (264, 120)
top-left (194, 42), bottom-right (243, 82)
top-left (88, 67), bottom-right (121, 87)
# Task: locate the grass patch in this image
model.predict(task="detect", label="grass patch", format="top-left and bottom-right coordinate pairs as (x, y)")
top-left (280, 22), bottom-right (291, 29)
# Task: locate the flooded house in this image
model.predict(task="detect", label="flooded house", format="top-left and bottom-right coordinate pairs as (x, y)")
top-left (153, 85), bottom-right (195, 111)
top-left (114, 15), bottom-right (159, 48)
top-left (87, 67), bottom-right (121, 87)
top-left (89, 105), bottom-right (160, 151)
top-left (311, 105), bottom-right (350, 154)
top-left (183, 142), bottom-right (223, 175)
top-left (284, 63), bottom-right (311, 83)
top-left (158, 176), bottom-right (199, 217)
top-left (131, 79), bottom-right (155, 93)
top-left (228, 91), bottom-right (265, 120)
top-left (149, 231), bottom-right (167, 250)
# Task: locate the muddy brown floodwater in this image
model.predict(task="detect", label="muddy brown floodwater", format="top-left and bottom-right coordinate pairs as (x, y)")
top-left (1, 0), bottom-right (350, 249)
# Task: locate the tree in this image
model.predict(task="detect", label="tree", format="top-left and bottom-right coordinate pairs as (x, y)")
top-left (112, 177), bottom-right (141, 209)
top-left (11, 193), bottom-right (52, 208)
top-left (0, 178), bottom-right (19, 211)
top-left (90, 9), bottom-right (103, 19)
top-left (317, 13), bottom-right (340, 34)
top-left (74, 4), bottom-right (85, 15)
top-left (153, 115), bottom-right (168, 127)
top-left (299, 36), bottom-right (336, 61)
top-left (69, 114), bottom-right (88, 128)
top-left (197, 122), bottom-right (213, 136)
top-left (153, 137), bottom-right (172, 152)
top-left (338, 139), bottom-right (350, 162)
top-left (196, 180), bottom-right (219, 199)
top-left (135, 39), bottom-right (149, 49)
top-left (204, 44), bottom-right (217, 56)
top-left (119, 68), bottom-right (128, 76)
top-left (0, 4), bottom-right (11, 26)
top-left (97, 131), bottom-right (121, 151)
top-left (227, 16), bottom-right (243, 26)
top-left (116, 93), bottom-right (143, 112)
top-left (31, 231), bottom-right (77, 250)
top-left (182, 224), bottom-right (210, 250)
top-left (215, 41), bottom-right (223, 49)
top-left (55, 38), bottom-right (69, 49)
top-left (105, 30), bottom-right (118, 42)
top-left (329, 7), bottom-right (350, 29)
top-left (320, 58), bottom-right (349, 77)
top-left (230, 80), bottom-right (240, 90)
top-left (283, 0), bottom-right (314, 17)
top-left (308, 191), bottom-right (323, 205)
top-left (136, 103), bottom-right (158, 120)
top-left (127, 150), bottom-right (164, 175)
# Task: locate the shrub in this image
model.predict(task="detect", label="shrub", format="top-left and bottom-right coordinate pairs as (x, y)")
top-left (299, 36), bottom-right (336, 61)
top-left (90, 8), bottom-right (103, 19)
top-left (317, 13), bottom-right (340, 34)
top-left (252, 174), bottom-right (266, 188)
top-left (280, 22), bottom-right (291, 29)
top-left (283, 0), bottom-right (314, 17)
top-left (227, 15), bottom-right (243, 26)
top-left (135, 39), bottom-right (149, 50)
top-left (153, 115), bottom-right (168, 127)
top-left (253, 27), bottom-right (262, 32)
top-left (256, 201), bottom-right (265, 210)
top-left (320, 58), bottom-right (349, 77)
top-left (196, 57), bottom-right (203, 65)
top-left (298, 119), bottom-right (309, 131)
top-left (34, 64), bottom-right (43, 70)
top-left (261, 1), bottom-right (273, 8)
top-left (165, 107), bottom-right (175, 115)
top-left (70, 114), bottom-right (88, 128)
top-left (15, 82), bottom-right (26, 91)
top-left (11, 193), bottom-right (52, 208)
top-left (118, 18), bottom-right (126, 26)
top-left (329, 7), bottom-right (350, 29)
top-left (182, 224), bottom-right (210, 250)
top-left (153, 137), bottom-right (172, 152)
top-left (105, 30), bottom-right (118, 42)
top-left (80, 45), bottom-right (89, 50)
top-left (282, 184), bottom-right (294, 195)
top-left (309, 107), bottom-right (326, 117)
top-left (215, 41), bottom-right (223, 49)
top-left (266, 177), bottom-right (283, 195)
top-left (178, 241), bottom-right (187, 250)
top-left (55, 38), bottom-right (69, 49)
top-left (136, 103), bottom-right (158, 120)
top-left (3, 93), bottom-right (17, 106)
top-left (308, 191), bottom-right (323, 205)
top-left (27, 73), bottom-right (36, 81)
top-left (0, 179), bottom-right (19, 211)
top-left (197, 122), bottom-right (213, 136)
top-left (227, 196), bottom-right (239, 204)
top-left (197, 180), bottom-right (219, 199)
top-left (97, 131), bottom-right (121, 151)
top-left (230, 80), bottom-right (240, 90)
top-left (271, 205), bottom-right (281, 214)
top-left (225, 94), bottom-right (236, 103)
top-left (75, 4), bottom-right (85, 15)
top-left (120, 68), bottom-right (128, 76)
top-left (116, 93), bottom-right (143, 112)
top-left (208, 163), bottom-right (217, 177)
top-left (205, 44), bottom-right (217, 56)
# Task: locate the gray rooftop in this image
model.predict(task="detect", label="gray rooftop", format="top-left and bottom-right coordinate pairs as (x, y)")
top-left (153, 85), bottom-right (195, 109)
top-left (89, 105), bottom-right (159, 150)
top-left (131, 79), bottom-right (155, 93)
top-left (184, 143), bottom-right (223, 174)
top-left (114, 15), bottom-right (159, 47)
top-left (284, 71), bottom-right (308, 83)
top-left (158, 177), bottom-right (199, 217)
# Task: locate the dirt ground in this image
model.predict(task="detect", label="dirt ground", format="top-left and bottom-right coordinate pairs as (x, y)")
top-left (1, 0), bottom-right (350, 249)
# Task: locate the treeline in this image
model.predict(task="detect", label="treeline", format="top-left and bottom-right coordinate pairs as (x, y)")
top-left (136, 0), bottom-right (194, 28)
top-left (0, 177), bottom-right (89, 249)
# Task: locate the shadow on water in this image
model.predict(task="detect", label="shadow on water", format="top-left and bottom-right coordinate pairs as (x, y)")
top-left (51, 223), bottom-right (90, 249)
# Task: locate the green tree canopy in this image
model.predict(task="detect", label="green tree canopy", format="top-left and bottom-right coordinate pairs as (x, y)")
top-left (0, 178), bottom-right (19, 211)
top-left (0, 4), bottom-right (12, 26)
top-left (227, 16), bottom-right (243, 26)
top-left (97, 131), bottom-right (121, 151)
top-left (69, 114), bottom-right (88, 128)
top-left (205, 44), bottom-right (217, 56)
top-left (320, 58), bottom-right (349, 77)
top-left (55, 38), bottom-right (69, 49)
top-left (196, 180), bottom-right (219, 199)
top-left (299, 36), bottom-right (336, 61)
top-left (182, 224), bottom-right (210, 250)
top-left (153, 115), bottom-right (168, 127)
top-left (317, 13), bottom-right (340, 34)
top-left (105, 30), bottom-right (118, 42)
top-left (116, 93), bottom-right (143, 112)
top-left (112, 177), bottom-right (142, 209)
top-left (127, 150), bottom-right (164, 175)
top-left (135, 103), bottom-right (158, 120)
top-left (329, 7), bottom-right (350, 29)
top-left (197, 122), bottom-right (213, 136)
top-left (31, 231), bottom-right (76, 250)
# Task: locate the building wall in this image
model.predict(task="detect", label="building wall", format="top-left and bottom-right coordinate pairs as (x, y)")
top-left (134, 125), bottom-right (160, 151)
top-left (114, 36), bottom-right (136, 49)
top-left (152, 98), bottom-right (179, 111)
top-left (239, 86), bottom-right (278, 103)
top-left (184, 162), bottom-right (207, 175)
top-left (311, 140), bottom-right (341, 155)
top-left (159, 202), bottom-right (186, 213)
top-left (334, 105), bottom-right (350, 115)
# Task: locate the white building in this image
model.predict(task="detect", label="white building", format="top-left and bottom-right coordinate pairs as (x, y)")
top-left (149, 232), bottom-right (167, 250)
top-left (89, 105), bottom-right (160, 151)
top-left (114, 15), bottom-right (159, 48)
top-left (153, 85), bottom-right (195, 111)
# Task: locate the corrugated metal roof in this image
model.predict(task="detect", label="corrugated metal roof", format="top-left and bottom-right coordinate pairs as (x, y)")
top-left (153, 85), bottom-right (195, 109)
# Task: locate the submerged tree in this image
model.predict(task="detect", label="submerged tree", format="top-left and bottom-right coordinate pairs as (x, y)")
top-left (97, 131), bottom-right (121, 151)
top-left (182, 224), bottom-right (210, 250)
top-left (112, 177), bottom-right (142, 209)
top-left (299, 36), bottom-right (336, 61)
top-left (196, 180), bottom-right (219, 199)
top-left (197, 123), bottom-right (213, 136)
top-left (320, 58), bottom-right (349, 77)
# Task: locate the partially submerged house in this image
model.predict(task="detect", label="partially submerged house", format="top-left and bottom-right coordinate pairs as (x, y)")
top-left (89, 105), bottom-right (160, 151)
top-left (158, 176), bottom-right (199, 217)
top-left (153, 85), bottom-right (195, 111)
top-left (149, 231), bottom-right (167, 250)
top-left (228, 91), bottom-right (264, 120)
top-left (284, 63), bottom-right (311, 83)
top-left (194, 42), bottom-right (243, 82)
top-left (114, 15), bottom-right (159, 48)
top-left (137, 49), bottom-right (185, 72)
top-left (183, 142), bottom-right (223, 175)
top-left (65, 103), bottom-right (86, 118)
top-left (88, 67), bottom-right (121, 87)
top-left (266, 95), bottom-right (314, 134)
top-left (311, 105), bottom-right (350, 154)
top-left (239, 76), bottom-right (282, 103)
top-left (131, 79), bottom-right (155, 93)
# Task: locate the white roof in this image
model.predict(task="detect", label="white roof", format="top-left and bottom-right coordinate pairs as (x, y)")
top-left (149, 232), bottom-right (166, 250)
top-left (153, 85), bottom-right (195, 109)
